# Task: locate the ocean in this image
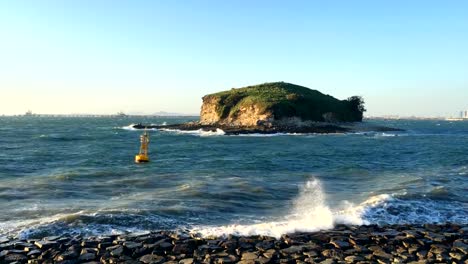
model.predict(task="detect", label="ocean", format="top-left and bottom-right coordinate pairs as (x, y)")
top-left (0, 116), bottom-right (467, 239)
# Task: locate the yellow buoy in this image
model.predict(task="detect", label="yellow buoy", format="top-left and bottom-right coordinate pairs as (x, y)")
top-left (135, 130), bottom-right (150, 163)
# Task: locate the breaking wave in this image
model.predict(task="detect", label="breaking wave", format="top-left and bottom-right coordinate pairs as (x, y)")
top-left (191, 179), bottom-right (375, 238)
top-left (191, 178), bottom-right (467, 238)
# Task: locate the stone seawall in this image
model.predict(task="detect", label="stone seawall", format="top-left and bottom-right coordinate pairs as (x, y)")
top-left (1, 224), bottom-right (467, 263)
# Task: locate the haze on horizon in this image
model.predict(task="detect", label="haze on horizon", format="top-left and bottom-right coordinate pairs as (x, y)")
top-left (1, 1), bottom-right (467, 118)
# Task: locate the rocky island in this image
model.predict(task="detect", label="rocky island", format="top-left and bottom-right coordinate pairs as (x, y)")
top-left (133, 82), bottom-right (400, 134)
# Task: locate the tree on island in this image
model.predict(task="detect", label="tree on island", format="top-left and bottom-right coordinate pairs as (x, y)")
top-left (347, 96), bottom-right (366, 122)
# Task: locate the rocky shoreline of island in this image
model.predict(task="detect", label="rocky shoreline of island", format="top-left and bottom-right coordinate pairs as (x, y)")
top-left (1, 223), bottom-right (466, 263)
top-left (132, 122), bottom-right (402, 135)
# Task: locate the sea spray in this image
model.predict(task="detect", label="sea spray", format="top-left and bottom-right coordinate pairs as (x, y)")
top-left (192, 178), bottom-right (336, 238)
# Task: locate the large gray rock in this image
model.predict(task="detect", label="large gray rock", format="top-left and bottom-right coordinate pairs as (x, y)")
top-left (79, 252), bottom-right (96, 261)
top-left (4, 253), bottom-right (27, 262)
top-left (241, 252), bottom-right (258, 261)
top-left (453, 239), bottom-right (468, 254)
top-left (139, 254), bottom-right (165, 264)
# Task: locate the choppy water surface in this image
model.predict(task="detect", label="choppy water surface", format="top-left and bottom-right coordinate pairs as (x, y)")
top-left (0, 117), bottom-right (467, 238)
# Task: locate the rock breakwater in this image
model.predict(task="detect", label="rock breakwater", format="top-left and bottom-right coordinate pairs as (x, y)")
top-left (1, 224), bottom-right (467, 263)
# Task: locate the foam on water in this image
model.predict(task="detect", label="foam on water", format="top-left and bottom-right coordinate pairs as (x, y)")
top-left (160, 128), bottom-right (225, 136)
top-left (236, 133), bottom-right (306, 137)
top-left (0, 211), bottom-right (86, 239)
top-left (120, 124), bottom-right (138, 130)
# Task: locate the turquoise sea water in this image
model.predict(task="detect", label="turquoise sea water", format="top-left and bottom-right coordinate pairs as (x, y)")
top-left (0, 117), bottom-right (467, 238)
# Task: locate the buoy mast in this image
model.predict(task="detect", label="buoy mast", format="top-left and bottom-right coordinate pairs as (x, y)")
top-left (135, 129), bottom-right (150, 163)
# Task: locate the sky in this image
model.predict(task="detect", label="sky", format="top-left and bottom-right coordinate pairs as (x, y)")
top-left (1, 1), bottom-right (467, 117)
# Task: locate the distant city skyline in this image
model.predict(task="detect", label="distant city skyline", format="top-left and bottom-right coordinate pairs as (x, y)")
top-left (1, 1), bottom-right (467, 117)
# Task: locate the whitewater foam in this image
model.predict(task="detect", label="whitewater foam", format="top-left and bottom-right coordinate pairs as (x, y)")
top-left (0, 211), bottom-right (86, 239)
top-left (191, 178), bottom-right (390, 238)
top-left (160, 128), bottom-right (225, 136)
top-left (121, 124), bottom-right (138, 130)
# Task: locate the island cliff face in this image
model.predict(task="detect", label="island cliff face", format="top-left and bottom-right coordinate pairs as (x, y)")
top-left (200, 82), bottom-right (364, 126)
top-left (200, 96), bottom-right (274, 126)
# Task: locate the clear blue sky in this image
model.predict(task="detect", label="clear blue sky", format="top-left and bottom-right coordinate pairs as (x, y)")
top-left (1, 0), bottom-right (467, 117)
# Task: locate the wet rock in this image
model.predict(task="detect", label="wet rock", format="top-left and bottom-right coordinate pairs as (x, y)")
top-left (425, 232), bottom-right (446, 243)
top-left (0, 237), bottom-right (9, 244)
top-left (4, 253), bottom-right (28, 263)
top-left (280, 245), bottom-right (305, 255)
top-left (172, 242), bottom-right (196, 255)
top-left (34, 241), bottom-right (58, 250)
top-left (368, 246), bottom-right (392, 260)
top-left (123, 241), bottom-right (142, 250)
top-left (344, 255), bottom-right (364, 263)
top-left (449, 251), bottom-right (464, 261)
top-left (44, 236), bottom-right (62, 242)
top-left (352, 244), bottom-right (370, 253)
top-left (319, 258), bottom-right (336, 264)
top-left (13, 242), bottom-right (33, 251)
top-left (178, 258), bottom-right (194, 264)
top-left (54, 250), bottom-right (79, 261)
top-left (238, 242), bottom-right (254, 250)
top-left (348, 236), bottom-right (369, 246)
top-left (79, 252), bottom-right (96, 261)
top-left (396, 252), bottom-right (415, 262)
top-left (452, 239), bottom-right (468, 254)
top-left (423, 224), bottom-right (441, 233)
top-left (237, 260), bottom-right (256, 264)
top-left (408, 246), bottom-right (419, 255)
top-left (241, 251), bottom-right (258, 261)
top-left (27, 249), bottom-right (42, 257)
top-left (155, 240), bottom-right (173, 252)
top-left (309, 233), bottom-right (330, 243)
top-left (139, 254), bottom-right (165, 264)
top-left (435, 252), bottom-right (449, 262)
top-left (81, 241), bottom-right (98, 248)
top-left (108, 245), bottom-right (125, 257)
top-left (214, 254), bottom-right (238, 264)
top-left (415, 238), bottom-right (431, 247)
top-left (256, 256), bottom-right (272, 264)
top-left (263, 248), bottom-right (278, 259)
top-left (330, 240), bottom-right (350, 249)
top-left (415, 250), bottom-right (427, 259)
top-left (0, 250), bottom-right (8, 259)
top-left (2, 249), bottom-right (26, 255)
top-left (98, 242), bottom-right (113, 249)
top-left (321, 249), bottom-right (343, 260)
top-left (255, 240), bottom-right (274, 251)
top-left (429, 244), bottom-right (448, 254)
top-left (303, 250), bottom-right (318, 258)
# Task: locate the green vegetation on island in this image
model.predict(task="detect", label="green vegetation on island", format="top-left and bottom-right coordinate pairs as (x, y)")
top-left (203, 82), bottom-right (365, 123)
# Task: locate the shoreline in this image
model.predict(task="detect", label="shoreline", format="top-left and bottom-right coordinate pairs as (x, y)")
top-left (131, 122), bottom-right (402, 135)
top-left (1, 223), bottom-right (466, 263)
